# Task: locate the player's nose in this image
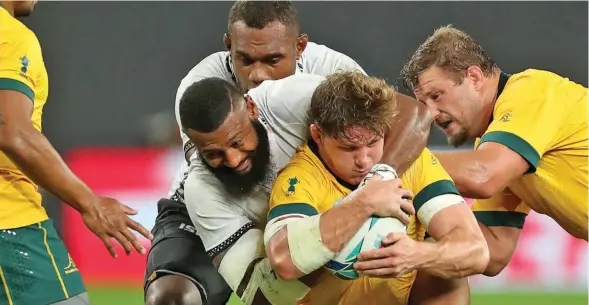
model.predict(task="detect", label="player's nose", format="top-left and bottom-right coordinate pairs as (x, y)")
top-left (425, 100), bottom-right (440, 117)
top-left (224, 148), bottom-right (244, 169)
top-left (249, 67), bottom-right (271, 87)
top-left (354, 148), bottom-right (371, 169)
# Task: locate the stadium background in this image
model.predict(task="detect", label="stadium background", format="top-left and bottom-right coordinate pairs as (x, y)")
top-left (19, 1), bottom-right (587, 305)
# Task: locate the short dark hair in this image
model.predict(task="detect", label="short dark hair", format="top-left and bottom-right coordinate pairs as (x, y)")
top-left (228, 1), bottom-right (299, 33)
top-left (401, 25), bottom-right (498, 92)
top-left (179, 78), bottom-right (244, 133)
top-left (311, 71), bottom-right (398, 142)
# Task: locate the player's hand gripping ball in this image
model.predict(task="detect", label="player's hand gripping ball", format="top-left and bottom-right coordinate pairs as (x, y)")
top-left (324, 164), bottom-right (409, 280)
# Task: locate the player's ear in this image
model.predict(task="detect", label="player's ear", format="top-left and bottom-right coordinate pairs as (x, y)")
top-left (245, 95), bottom-right (259, 120)
top-left (295, 34), bottom-right (308, 60)
top-left (466, 66), bottom-right (484, 91)
top-left (223, 33), bottom-right (232, 51)
top-left (310, 124), bottom-right (321, 144)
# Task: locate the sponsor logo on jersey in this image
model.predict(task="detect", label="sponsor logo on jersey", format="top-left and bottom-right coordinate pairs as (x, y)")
top-left (64, 253), bottom-right (79, 275)
top-left (499, 112), bottom-right (512, 122)
top-left (178, 222), bottom-right (198, 235)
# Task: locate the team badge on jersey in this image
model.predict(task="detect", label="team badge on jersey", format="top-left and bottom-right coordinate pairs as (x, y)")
top-left (20, 55), bottom-right (29, 75)
top-left (285, 177), bottom-right (299, 197)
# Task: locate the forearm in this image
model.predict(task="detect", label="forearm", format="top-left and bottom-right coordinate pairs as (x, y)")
top-left (381, 94), bottom-right (431, 174)
top-left (266, 198), bottom-right (373, 279)
top-left (434, 151), bottom-right (493, 198)
top-left (319, 197), bottom-right (374, 252)
top-left (418, 226), bottom-right (489, 279)
top-left (1, 127), bottom-right (95, 212)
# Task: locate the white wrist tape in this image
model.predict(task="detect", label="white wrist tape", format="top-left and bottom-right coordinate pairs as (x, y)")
top-left (218, 229), bottom-right (265, 291)
top-left (241, 258), bottom-right (311, 305)
top-left (286, 214), bottom-right (335, 274)
top-left (418, 194), bottom-right (465, 230)
top-left (263, 216), bottom-right (303, 247)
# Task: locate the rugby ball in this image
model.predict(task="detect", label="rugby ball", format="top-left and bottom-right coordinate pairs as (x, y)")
top-left (324, 164), bottom-right (408, 280)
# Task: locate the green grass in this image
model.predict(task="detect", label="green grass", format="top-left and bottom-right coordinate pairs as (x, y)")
top-left (87, 286), bottom-right (587, 305)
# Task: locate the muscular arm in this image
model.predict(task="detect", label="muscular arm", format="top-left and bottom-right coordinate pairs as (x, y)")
top-left (479, 224), bottom-right (520, 276)
top-left (381, 93), bottom-right (432, 175)
top-left (417, 203), bottom-right (489, 279)
top-left (434, 142), bottom-right (528, 199)
top-left (266, 195), bottom-right (374, 280)
top-left (0, 90), bottom-right (96, 212)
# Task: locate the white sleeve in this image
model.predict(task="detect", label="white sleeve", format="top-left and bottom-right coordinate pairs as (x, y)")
top-left (183, 166), bottom-right (254, 256)
top-left (331, 51), bottom-right (367, 76)
top-left (304, 42), bottom-right (368, 76)
top-left (251, 74), bottom-right (325, 148)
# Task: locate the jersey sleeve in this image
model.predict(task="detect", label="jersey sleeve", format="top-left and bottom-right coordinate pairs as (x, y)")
top-left (471, 187), bottom-right (530, 228)
top-left (251, 74), bottom-right (326, 145)
top-left (0, 29), bottom-right (42, 102)
top-left (267, 160), bottom-right (326, 222)
top-left (331, 52), bottom-right (367, 76)
top-left (477, 73), bottom-right (565, 173)
top-left (403, 148), bottom-right (465, 228)
top-left (183, 166), bottom-right (254, 255)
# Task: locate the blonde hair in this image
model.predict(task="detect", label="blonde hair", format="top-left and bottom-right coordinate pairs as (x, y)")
top-left (401, 25), bottom-right (498, 91)
top-left (310, 70), bottom-right (397, 142)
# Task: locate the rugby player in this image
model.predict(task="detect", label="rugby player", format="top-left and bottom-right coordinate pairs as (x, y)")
top-left (144, 2), bottom-right (432, 305)
top-left (0, 1), bottom-right (152, 304)
top-left (264, 71), bottom-right (488, 305)
top-left (356, 25), bottom-right (588, 279)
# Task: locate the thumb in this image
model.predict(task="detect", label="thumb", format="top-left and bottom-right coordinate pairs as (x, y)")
top-left (382, 232), bottom-right (405, 245)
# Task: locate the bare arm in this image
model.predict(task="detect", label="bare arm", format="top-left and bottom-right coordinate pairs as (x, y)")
top-left (266, 196), bottom-right (375, 280)
top-left (479, 224), bottom-right (521, 276)
top-left (417, 204), bottom-right (490, 279)
top-left (434, 142), bottom-right (528, 198)
top-left (266, 177), bottom-right (414, 280)
top-left (0, 90), bottom-right (96, 212)
top-left (381, 93), bottom-right (432, 175)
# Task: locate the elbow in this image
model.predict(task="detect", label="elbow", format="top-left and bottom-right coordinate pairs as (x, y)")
top-left (482, 250), bottom-right (510, 277)
top-left (0, 126), bottom-right (24, 153)
top-left (266, 233), bottom-right (302, 280)
top-left (472, 238), bottom-right (491, 275)
top-left (468, 176), bottom-right (501, 199)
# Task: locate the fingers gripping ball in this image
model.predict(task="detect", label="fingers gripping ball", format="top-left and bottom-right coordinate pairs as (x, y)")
top-left (324, 164), bottom-right (408, 280)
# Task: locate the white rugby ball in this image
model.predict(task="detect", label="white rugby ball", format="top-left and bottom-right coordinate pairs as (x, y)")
top-left (324, 164), bottom-right (408, 280)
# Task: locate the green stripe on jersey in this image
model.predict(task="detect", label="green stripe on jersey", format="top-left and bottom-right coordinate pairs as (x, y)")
top-left (268, 203), bottom-right (319, 221)
top-left (413, 180), bottom-right (459, 213)
top-left (474, 211), bottom-right (527, 228)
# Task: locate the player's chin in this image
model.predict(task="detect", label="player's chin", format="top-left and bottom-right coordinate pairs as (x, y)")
top-left (346, 175), bottom-right (365, 186)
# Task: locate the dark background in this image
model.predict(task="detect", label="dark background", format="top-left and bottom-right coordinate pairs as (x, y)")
top-left (20, 1), bottom-right (588, 224)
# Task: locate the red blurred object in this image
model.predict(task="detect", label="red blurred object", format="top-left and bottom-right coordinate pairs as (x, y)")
top-left (62, 147), bottom-right (171, 286)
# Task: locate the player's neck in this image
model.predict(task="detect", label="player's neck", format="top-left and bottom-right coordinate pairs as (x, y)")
top-left (478, 72), bottom-right (502, 135)
top-left (0, 2), bottom-right (14, 16)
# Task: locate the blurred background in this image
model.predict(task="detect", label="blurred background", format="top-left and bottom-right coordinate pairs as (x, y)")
top-left (20, 1), bottom-right (588, 305)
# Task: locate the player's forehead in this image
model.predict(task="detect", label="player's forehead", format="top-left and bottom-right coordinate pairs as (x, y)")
top-left (230, 21), bottom-right (294, 56)
top-left (192, 111), bottom-right (250, 149)
top-left (331, 126), bottom-right (382, 147)
top-left (414, 67), bottom-right (454, 97)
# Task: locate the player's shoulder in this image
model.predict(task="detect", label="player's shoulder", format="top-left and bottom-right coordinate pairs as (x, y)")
top-left (401, 147), bottom-right (433, 176)
top-left (278, 144), bottom-right (326, 180)
top-left (248, 74), bottom-right (325, 107)
top-left (0, 9), bottom-right (40, 52)
top-left (301, 41), bottom-right (364, 75)
top-left (178, 51), bottom-right (233, 88)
